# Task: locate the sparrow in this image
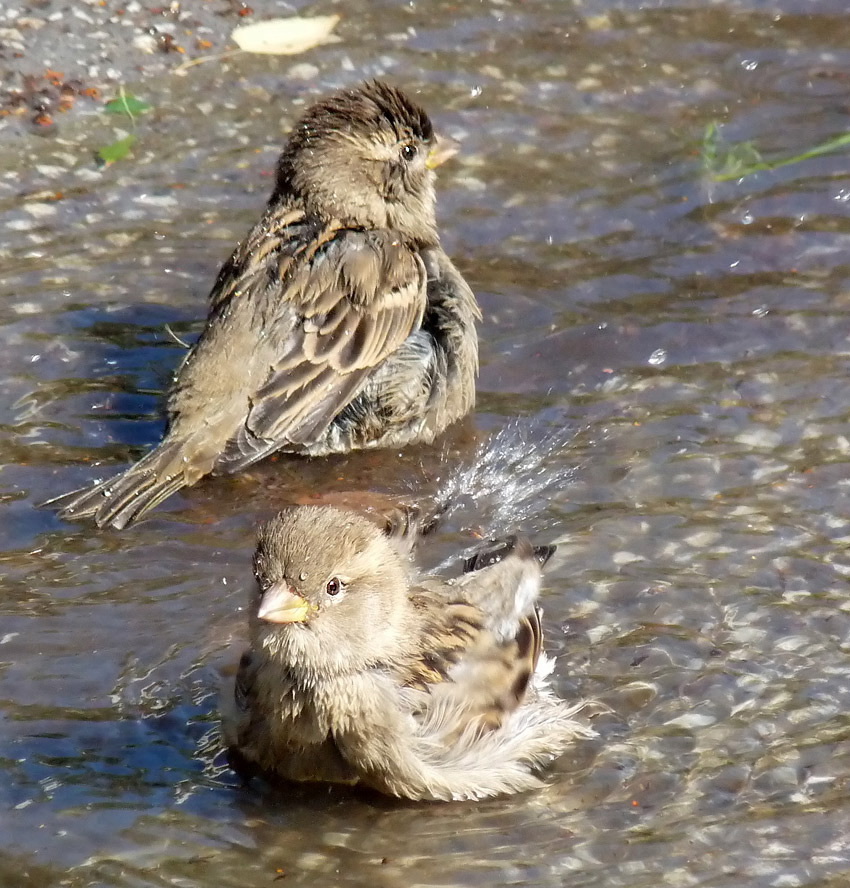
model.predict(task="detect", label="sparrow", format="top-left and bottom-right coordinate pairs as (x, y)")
top-left (48, 81), bottom-right (480, 529)
top-left (221, 505), bottom-right (593, 801)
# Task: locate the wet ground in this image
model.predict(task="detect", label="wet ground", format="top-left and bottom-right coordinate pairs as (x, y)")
top-left (4, 0), bottom-right (850, 885)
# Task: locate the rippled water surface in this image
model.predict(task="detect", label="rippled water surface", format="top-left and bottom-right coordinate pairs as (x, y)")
top-left (4, 0), bottom-right (850, 885)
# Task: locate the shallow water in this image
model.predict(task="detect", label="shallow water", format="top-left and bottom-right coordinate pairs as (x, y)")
top-left (4, 0), bottom-right (850, 885)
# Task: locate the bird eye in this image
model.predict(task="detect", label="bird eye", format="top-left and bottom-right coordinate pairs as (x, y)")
top-left (326, 577), bottom-right (342, 596)
top-left (400, 143), bottom-right (417, 162)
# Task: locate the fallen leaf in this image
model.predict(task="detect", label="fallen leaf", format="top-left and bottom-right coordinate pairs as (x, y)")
top-left (97, 134), bottom-right (137, 166)
top-left (231, 14), bottom-right (340, 55)
top-left (104, 93), bottom-right (152, 116)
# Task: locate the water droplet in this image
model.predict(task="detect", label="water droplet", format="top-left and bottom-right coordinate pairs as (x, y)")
top-left (741, 211), bottom-right (754, 224)
top-left (648, 348), bottom-right (667, 366)
top-left (299, 571), bottom-right (307, 582)
top-left (742, 59), bottom-right (758, 71)
top-left (752, 305), bottom-right (769, 318)
top-left (470, 85), bottom-right (482, 98)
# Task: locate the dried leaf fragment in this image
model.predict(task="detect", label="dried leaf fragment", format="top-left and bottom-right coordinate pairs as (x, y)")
top-left (231, 15), bottom-right (340, 55)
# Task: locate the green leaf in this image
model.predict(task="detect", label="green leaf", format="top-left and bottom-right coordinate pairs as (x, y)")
top-left (97, 134), bottom-right (138, 166)
top-left (104, 93), bottom-right (151, 117)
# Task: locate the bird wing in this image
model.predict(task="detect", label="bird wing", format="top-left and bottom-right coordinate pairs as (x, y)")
top-left (410, 605), bottom-right (542, 736)
top-left (333, 545), bottom-right (565, 801)
top-left (206, 207), bottom-right (312, 312)
top-left (402, 540), bottom-right (548, 739)
top-left (220, 649), bottom-right (259, 753)
top-left (210, 220), bottom-right (427, 471)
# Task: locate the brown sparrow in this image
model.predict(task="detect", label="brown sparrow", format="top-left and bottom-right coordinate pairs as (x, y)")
top-left (49, 81), bottom-right (479, 528)
top-left (222, 505), bottom-right (592, 801)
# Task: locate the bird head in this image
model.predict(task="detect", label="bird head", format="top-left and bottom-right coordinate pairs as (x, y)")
top-left (250, 505), bottom-right (414, 679)
top-left (274, 81), bottom-right (456, 246)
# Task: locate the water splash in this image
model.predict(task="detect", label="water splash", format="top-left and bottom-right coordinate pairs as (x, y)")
top-left (430, 417), bottom-right (584, 550)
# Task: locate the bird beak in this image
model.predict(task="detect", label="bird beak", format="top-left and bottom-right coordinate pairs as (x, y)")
top-left (257, 582), bottom-right (312, 624)
top-left (426, 134), bottom-right (459, 169)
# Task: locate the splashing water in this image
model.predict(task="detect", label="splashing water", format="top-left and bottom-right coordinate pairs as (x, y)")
top-left (429, 417), bottom-right (585, 551)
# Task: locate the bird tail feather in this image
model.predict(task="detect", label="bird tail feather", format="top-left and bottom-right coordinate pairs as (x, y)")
top-left (43, 440), bottom-right (189, 530)
top-left (354, 695), bottom-right (594, 802)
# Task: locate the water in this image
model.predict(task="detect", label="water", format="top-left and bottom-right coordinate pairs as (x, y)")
top-left (4, 0), bottom-right (850, 884)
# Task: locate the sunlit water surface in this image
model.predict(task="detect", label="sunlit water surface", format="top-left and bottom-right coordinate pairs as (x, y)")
top-left (3, 1), bottom-right (850, 885)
